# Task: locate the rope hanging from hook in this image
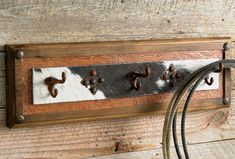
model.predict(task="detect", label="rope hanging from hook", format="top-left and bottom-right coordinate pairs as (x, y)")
top-left (162, 59), bottom-right (235, 159)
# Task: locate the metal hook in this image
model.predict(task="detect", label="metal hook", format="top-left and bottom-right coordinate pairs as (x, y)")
top-left (44, 72), bottom-right (66, 98)
top-left (204, 76), bottom-right (214, 86)
top-left (126, 66), bottom-right (150, 91)
top-left (204, 62), bottom-right (223, 86)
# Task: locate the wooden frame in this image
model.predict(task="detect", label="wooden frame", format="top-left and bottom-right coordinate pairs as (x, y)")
top-left (5, 37), bottom-right (232, 128)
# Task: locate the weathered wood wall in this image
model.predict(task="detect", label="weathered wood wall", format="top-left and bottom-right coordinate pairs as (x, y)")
top-left (0, 0), bottom-right (235, 158)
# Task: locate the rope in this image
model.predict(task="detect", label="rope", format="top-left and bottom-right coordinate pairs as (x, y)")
top-left (172, 72), bottom-right (211, 159)
top-left (162, 59), bottom-right (235, 159)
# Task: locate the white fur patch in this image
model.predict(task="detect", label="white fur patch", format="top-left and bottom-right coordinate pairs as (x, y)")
top-left (32, 68), bottom-right (106, 104)
top-left (33, 59), bottom-right (220, 105)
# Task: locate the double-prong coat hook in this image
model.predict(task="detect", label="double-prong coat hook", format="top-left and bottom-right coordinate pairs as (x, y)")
top-left (126, 66), bottom-right (150, 91)
top-left (44, 72), bottom-right (66, 98)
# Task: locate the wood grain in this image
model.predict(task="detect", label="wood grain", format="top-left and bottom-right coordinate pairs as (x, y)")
top-left (6, 37), bottom-right (229, 58)
top-left (0, 0), bottom-right (235, 51)
top-left (0, 90), bottom-right (234, 158)
top-left (22, 50), bottom-right (223, 115)
top-left (0, 52), bottom-right (5, 108)
top-left (0, 0), bottom-right (235, 158)
top-left (90, 139), bottom-right (235, 159)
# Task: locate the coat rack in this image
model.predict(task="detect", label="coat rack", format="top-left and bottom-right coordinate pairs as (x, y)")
top-left (5, 38), bottom-right (232, 128)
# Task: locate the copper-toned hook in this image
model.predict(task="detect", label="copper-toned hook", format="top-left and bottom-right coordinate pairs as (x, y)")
top-left (44, 72), bottom-right (66, 98)
top-left (204, 76), bottom-right (214, 86)
top-left (127, 66), bottom-right (150, 91)
top-left (204, 63), bottom-right (222, 86)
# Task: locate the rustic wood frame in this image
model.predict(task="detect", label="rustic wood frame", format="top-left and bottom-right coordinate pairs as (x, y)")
top-left (5, 37), bottom-right (232, 128)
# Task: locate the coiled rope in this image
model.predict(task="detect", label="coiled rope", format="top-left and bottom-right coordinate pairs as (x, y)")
top-left (162, 59), bottom-right (235, 159)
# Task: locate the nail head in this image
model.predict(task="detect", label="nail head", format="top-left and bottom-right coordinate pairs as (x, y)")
top-left (90, 70), bottom-right (97, 76)
top-left (169, 67), bottom-right (174, 72)
top-left (163, 74), bottom-right (168, 81)
top-left (175, 72), bottom-right (181, 78)
top-left (223, 43), bottom-right (231, 51)
top-left (90, 87), bottom-right (97, 95)
top-left (223, 97), bottom-right (230, 104)
top-left (90, 78), bottom-right (97, 85)
top-left (169, 74), bottom-right (174, 80)
top-left (16, 50), bottom-right (24, 59)
top-left (16, 115), bottom-right (25, 124)
top-left (82, 80), bottom-right (90, 86)
top-left (98, 77), bottom-right (105, 83)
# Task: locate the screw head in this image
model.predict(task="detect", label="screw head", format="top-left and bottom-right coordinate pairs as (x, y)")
top-left (169, 74), bottom-right (174, 80)
top-left (98, 77), bottom-right (105, 83)
top-left (223, 97), bottom-right (230, 104)
top-left (169, 66), bottom-right (174, 72)
top-left (90, 87), bottom-right (97, 95)
top-left (16, 50), bottom-right (24, 59)
top-left (81, 79), bottom-right (90, 87)
top-left (16, 115), bottom-right (25, 124)
top-left (223, 43), bottom-right (231, 51)
top-left (162, 74), bottom-right (168, 81)
top-left (175, 72), bottom-right (181, 79)
top-left (90, 78), bottom-right (97, 85)
top-left (90, 69), bottom-right (97, 76)
top-left (168, 64), bottom-right (175, 72)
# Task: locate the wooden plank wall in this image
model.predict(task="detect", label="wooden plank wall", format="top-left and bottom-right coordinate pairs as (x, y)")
top-left (0, 0), bottom-right (235, 158)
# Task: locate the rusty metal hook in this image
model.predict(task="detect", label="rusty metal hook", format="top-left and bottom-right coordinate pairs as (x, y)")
top-left (204, 63), bottom-right (223, 86)
top-left (204, 76), bottom-right (214, 86)
top-left (126, 66), bottom-right (150, 91)
top-left (44, 72), bottom-right (66, 98)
